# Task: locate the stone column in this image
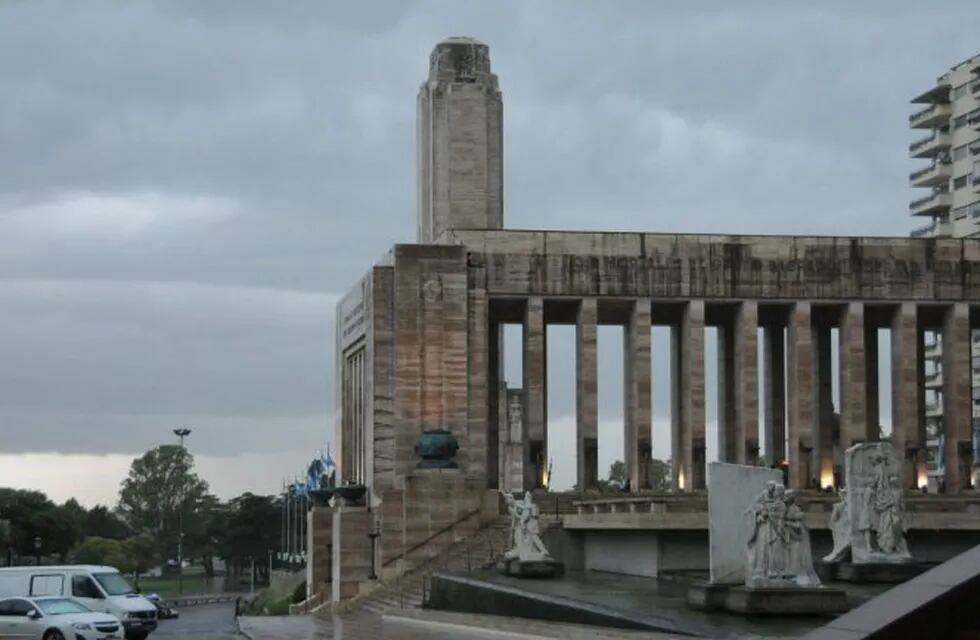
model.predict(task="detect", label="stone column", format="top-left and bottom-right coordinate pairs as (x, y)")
top-left (719, 302), bottom-right (759, 465)
top-left (487, 320), bottom-right (503, 489)
top-left (891, 303), bottom-right (921, 489)
top-left (763, 325), bottom-right (786, 465)
top-left (735, 301), bottom-right (760, 465)
top-left (717, 320), bottom-right (737, 464)
top-left (786, 302), bottom-right (815, 490)
top-left (576, 298), bottom-right (599, 490)
top-left (672, 300), bottom-right (705, 491)
top-left (942, 303), bottom-right (972, 492)
top-left (624, 299), bottom-right (652, 490)
top-left (814, 322), bottom-right (834, 488)
top-left (865, 322), bottom-right (880, 443)
top-left (523, 297), bottom-right (547, 491)
top-left (839, 302), bottom-right (869, 449)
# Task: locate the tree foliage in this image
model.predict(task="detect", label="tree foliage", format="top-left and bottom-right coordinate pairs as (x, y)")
top-left (69, 534), bottom-right (158, 575)
top-left (118, 445), bottom-right (211, 562)
top-left (83, 506), bottom-right (132, 540)
top-left (222, 493), bottom-right (280, 580)
top-left (0, 488), bottom-right (81, 560)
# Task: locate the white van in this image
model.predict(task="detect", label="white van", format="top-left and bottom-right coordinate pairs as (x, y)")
top-left (0, 566), bottom-right (157, 639)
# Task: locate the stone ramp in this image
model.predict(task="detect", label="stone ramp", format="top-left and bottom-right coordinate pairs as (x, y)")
top-left (384, 609), bottom-right (684, 639)
top-left (802, 543), bottom-right (980, 639)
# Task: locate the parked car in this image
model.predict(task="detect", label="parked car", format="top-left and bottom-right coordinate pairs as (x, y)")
top-left (0, 566), bottom-right (157, 639)
top-left (0, 596), bottom-right (122, 640)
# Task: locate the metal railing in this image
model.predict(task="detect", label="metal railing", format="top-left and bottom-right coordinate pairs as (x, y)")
top-left (910, 193), bottom-right (938, 209)
top-left (909, 104), bottom-right (939, 123)
top-left (910, 133), bottom-right (939, 153)
top-left (910, 222), bottom-right (936, 237)
top-left (909, 165), bottom-right (935, 181)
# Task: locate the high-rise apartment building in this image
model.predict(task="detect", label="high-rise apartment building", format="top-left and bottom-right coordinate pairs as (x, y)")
top-left (908, 53), bottom-right (980, 490)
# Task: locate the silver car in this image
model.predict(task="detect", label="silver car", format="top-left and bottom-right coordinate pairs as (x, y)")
top-left (0, 596), bottom-right (122, 640)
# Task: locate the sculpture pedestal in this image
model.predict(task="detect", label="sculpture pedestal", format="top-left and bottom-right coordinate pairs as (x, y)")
top-left (687, 582), bottom-right (848, 616)
top-left (500, 558), bottom-right (565, 579)
top-left (816, 561), bottom-right (934, 584)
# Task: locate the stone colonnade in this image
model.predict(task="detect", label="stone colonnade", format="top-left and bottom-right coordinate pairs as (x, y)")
top-left (490, 297), bottom-right (976, 493)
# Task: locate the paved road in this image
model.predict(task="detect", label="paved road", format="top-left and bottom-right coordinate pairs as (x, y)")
top-left (153, 602), bottom-right (242, 639)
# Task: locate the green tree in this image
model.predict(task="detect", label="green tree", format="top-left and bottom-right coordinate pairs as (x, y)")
top-left (70, 537), bottom-right (128, 567)
top-left (223, 493), bottom-right (280, 581)
top-left (648, 458), bottom-right (671, 491)
top-left (0, 489), bottom-right (81, 561)
top-left (118, 446), bottom-right (210, 564)
top-left (83, 506), bottom-right (132, 540)
top-left (607, 460), bottom-right (627, 485)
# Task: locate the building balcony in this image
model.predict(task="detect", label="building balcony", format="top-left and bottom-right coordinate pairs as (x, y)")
top-left (909, 103), bottom-right (951, 129)
top-left (972, 80), bottom-right (980, 96)
top-left (909, 161), bottom-right (952, 188)
top-left (971, 112), bottom-right (980, 131)
top-left (925, 372), bottom-right (943, 389)
top-left (923, 336), bottom-right (943, 356)
top-left (910, 131), bottom-right (952, 158)
top-left (910, 82), bottom-right (952, 105)
top-left (926, 402), bottom-right (943, 418)
top-left (910, 191), bottom-right (952, 216)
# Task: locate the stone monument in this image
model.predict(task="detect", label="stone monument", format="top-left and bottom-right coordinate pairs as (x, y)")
top-left (707, 462), bottom-right (783, 584)
top-left (500, 491), bottom-right (563, 578)
top-left (817, 443), bottom-right (929, 582)
top-left (689, 463), bottom-right (846, 615)
top-left (845, 443), bottom-right (912, 564)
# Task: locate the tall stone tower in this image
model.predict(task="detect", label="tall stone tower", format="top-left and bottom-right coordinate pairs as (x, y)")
top-left (417, 37), bottom-right (503, 244)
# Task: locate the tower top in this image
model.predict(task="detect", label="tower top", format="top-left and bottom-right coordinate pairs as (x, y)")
top-left (428, 37), bottom-right (496, 87)
top-left (417, 37), bottom-right (503, 243)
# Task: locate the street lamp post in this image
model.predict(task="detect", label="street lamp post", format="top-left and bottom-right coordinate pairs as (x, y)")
top-left (173, 428), bottom-right (192, 595)
top-left (33, 536), bottom-right (41, 567)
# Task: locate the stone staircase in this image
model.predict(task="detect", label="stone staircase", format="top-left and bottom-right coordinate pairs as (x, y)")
top-left (345, 515), bottom-right (514, 614)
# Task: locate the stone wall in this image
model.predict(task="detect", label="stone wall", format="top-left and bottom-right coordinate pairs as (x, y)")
top-left (450, 230), bottom-right (980, 301)
top-left (306, 507), bottom-right (332, 599)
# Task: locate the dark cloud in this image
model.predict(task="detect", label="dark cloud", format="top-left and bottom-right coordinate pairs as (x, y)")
top-left (0, 1), bottom-right (975, 478)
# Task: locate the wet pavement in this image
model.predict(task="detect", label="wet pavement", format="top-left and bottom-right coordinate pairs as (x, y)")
top-left (453, 570), bottom-right (891, 638)
top-left (238, 611), bottom-right (563, 639)
top-left (153, 601), bottom-right (242, 639)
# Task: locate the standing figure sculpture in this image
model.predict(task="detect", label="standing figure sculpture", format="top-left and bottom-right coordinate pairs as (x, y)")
top-left (784, 490), bottom-right (820, 586)
top-left (823, 488), bottom-right (851, 562)
top-left (745, 481), bottom-right (821, 588)
top-left (875, 475), bottom-right (909, 556)
top-left (502, 491), bottom-right (552, 562)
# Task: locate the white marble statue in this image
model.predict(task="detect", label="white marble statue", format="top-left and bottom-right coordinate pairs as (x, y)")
top-left (822, 488), bottom-right (851, 562)
top-left (842, 443), bottom-right (912, 563)
top-left (745, 481), bottom-right (821, 588)
top-left (502, 491), bottom-right (553, 563)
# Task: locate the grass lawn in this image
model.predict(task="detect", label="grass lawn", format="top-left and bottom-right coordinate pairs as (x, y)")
top-left (134, 574), bottom-right (219, 597)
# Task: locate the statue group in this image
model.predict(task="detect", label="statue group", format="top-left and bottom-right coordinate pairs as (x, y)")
top-left (825, 443), bottom-right (911, 564)
top-left (745, 481), bottom-right (821, 588)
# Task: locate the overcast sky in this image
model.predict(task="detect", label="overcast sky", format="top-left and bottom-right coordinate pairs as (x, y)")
top-left (1, 1), bottom-right (977, 505)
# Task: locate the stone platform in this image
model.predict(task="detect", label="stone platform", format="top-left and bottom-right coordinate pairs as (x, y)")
top-left (687, 582), bottom-right (848, 616)
top-left (815, 561), bottom-right (936, 584)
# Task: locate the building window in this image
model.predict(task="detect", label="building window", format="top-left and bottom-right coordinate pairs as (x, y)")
top-left (954, 84), bottom-right (969, 99)
top-left (954, 175), bottom-right (969, 189)
top-left (954, 145), bottom-right (968, 161)
top-left (955, 114), bottom-right (968, 129)
top-left (954, 206), bottom-right (968, 220)
top-left (972, 202), bottom-right (980, 218)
